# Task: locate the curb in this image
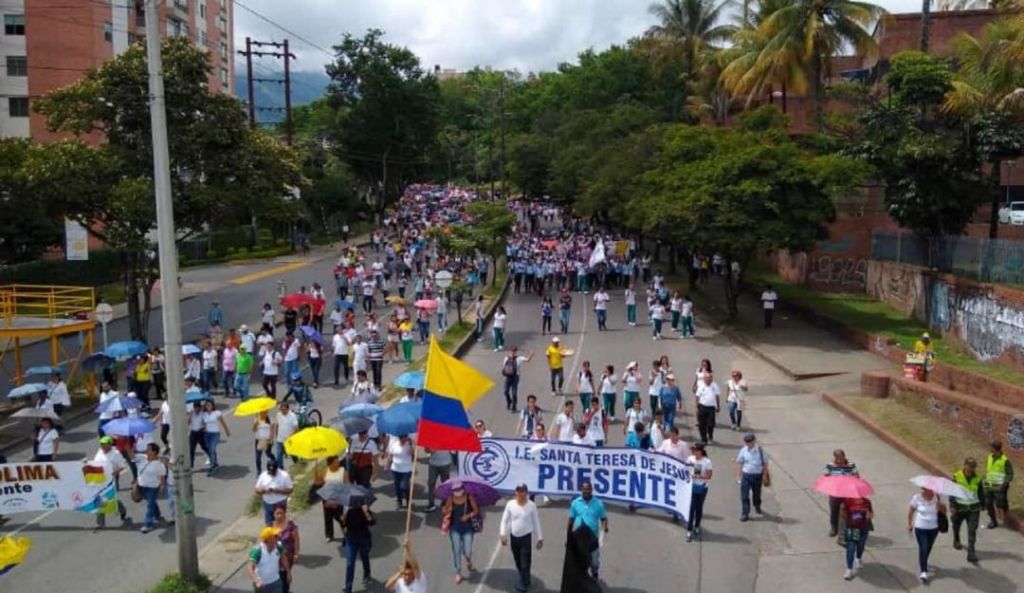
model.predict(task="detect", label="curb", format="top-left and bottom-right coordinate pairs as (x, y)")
top-left (821, 391), bottom-right (1024, 537)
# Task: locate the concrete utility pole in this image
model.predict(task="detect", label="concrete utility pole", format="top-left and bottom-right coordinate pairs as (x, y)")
top-left (144, 0), bottom-right (199, 580)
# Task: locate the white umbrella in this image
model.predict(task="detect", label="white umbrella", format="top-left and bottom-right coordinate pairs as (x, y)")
top-left (909, 475), bottom-right (971, 499)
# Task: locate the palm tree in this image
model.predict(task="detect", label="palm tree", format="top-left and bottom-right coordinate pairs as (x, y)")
top-left (646, 0), bottom-right (736, 75)
top-left (942, 20), bottom-right (1024, 238)
top-left (754, 0), bottom-right (884, 131)
top-left (720, 0), bottom-right (804, 114)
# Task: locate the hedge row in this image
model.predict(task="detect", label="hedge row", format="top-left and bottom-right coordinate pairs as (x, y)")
top-left (0, 250), bottom-right (123, 286)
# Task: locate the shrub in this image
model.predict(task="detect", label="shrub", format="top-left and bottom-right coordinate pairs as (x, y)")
top-left (147, 573), bottom-right (211, 593)
top-left (205, 250), bottom-right (218, 260)
top-left (0, 249), bottom-right (123, 286)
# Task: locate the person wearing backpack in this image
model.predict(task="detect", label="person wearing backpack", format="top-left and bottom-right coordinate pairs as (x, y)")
top-left (841, 497), bottom-right (873, 580)
top-left (540, 296), bottom-right (553, 335)
top-left (248, 526), bottom-right (291, 593)
top-left (501, 346), bottom-right (534, 412)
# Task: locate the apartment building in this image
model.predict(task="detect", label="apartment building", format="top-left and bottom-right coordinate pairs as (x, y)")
top-left (0, 0), bottom-right (234, 140)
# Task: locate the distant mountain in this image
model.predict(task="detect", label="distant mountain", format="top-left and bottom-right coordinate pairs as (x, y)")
top-left (234, 69), bottom-right (330, 124)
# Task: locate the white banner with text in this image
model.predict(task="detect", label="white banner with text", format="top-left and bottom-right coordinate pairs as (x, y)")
top-left (0, 462), bottom-right (111, 514)
top-left (460, 438), bottom-right (693, 517)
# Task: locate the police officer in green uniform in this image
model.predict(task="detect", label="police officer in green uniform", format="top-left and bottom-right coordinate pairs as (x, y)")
top-left (985, 440), bottom-right (1013, 529)
top-left (951, 457), bottom-right (985, 563)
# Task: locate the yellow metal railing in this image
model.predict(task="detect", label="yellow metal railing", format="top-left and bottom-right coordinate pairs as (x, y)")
top-left (0, 284), bottom-right (96, 328)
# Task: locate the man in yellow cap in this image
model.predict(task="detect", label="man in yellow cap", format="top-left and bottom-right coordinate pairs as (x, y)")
top-left (248, 526), bottom-right (290, 593)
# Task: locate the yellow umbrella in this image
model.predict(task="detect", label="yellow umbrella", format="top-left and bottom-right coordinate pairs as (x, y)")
top-left (0, 536), bottom-right (31, 575)
top-left (284, 426), bottom-right (348, 460)
top-left (233, 397), bottom-right (278, 417)
top-left (386, 295), bottom-right (406, 305)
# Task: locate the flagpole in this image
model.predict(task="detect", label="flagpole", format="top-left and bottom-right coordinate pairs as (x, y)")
top-left (402, 337), bottom-right (433, 557)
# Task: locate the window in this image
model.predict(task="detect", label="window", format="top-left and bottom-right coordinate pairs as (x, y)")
top-left (8, 97), bottom-right (29, 118)
top-left (199, 30), bottom-right (207, 46)
top-left (199, 2), bottom-right (206, 19)
top-left (4, 14), bottom-right (25, 35)
top-left (169, 18), bottom-right (188, 38)
top-left (219, 41), bottom-right (227, 60)
top-left (6, 56), bottom-right (27, 77)
top-left (217, 15), bottom-right (226, 32)
top-left (219, 67), bottom-right (228, 85)
top-left (103, 22), bottom-right (113, 42)
top-left (173, 0), bottom-right (189, 11)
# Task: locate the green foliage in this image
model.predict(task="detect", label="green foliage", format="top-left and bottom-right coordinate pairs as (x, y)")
top-left (885, 51), bottom-right (953, 108)
top-left (0, 139), bottom-right (63, 263)
top-left (0, 249), bottom-right (123, 286)
top-left (146, 573), bottom-right (211, 593)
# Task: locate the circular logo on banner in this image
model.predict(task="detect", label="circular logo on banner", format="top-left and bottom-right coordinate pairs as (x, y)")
top-left (463, 439), bottom-right (510, 486)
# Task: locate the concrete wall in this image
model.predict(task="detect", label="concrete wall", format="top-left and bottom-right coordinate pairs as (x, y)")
top-left (866, 260), bottom-right (1024, 371)
top-left (777, 213), bottom-right (897, 292)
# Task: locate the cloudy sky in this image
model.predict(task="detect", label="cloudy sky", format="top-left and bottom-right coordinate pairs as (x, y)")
top-left (235, 0), bottom-right (925, 74)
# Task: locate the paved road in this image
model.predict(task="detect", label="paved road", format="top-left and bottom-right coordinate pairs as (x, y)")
top-left (213, 285), bottom-right (1023, 593)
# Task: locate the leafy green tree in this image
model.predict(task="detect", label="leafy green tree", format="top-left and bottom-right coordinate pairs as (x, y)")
top-left (505, 133), bottom-right (551, 197)
top-left (33, 37), bottom-right (301, 340)
top-left (325, 29), bottom-right (440, 211)
top-left (0, 139), bottom-right (63, 263)
top-left (443, 201), bottom-right (516, 286)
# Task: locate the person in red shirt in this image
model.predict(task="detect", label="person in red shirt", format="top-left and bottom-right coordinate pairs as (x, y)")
top-left (842, 497), bottom-right (873, 580)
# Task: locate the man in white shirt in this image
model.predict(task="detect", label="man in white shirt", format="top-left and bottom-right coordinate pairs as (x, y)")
top-left (254, 459), bottom-right (293, 526)
top-left (92, 435), bottom-right (129, 527)
top-left (695, 374), bottom-right (721, 444)
top-left (593, 289), bottom-right (610, 331)
top-left (572, 422), bottom-right (596, 446)
top-left (332, 326), bottom-right (350, 386)
top-left (272, 402), bottom-right (300, 470)
top-left (500, 483), bottom-right (544, 593)
top-left (761, 284), bottom-right (778, 329)
top-left (351, 334), bottom-right (369, 375)
top-left (328, 305), bottom-right (344, 330)
top-left (553, 401), bottom-right (576, 443)
top-left (97, 381), bottom-right (118, 434)
top-left (239, 324), bottom-right (257, 355)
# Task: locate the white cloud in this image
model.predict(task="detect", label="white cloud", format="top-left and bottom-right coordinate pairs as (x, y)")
top-left (235, 0), bottom-right (930, 74)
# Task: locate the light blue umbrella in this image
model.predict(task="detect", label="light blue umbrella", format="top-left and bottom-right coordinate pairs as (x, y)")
top-left (102, 417), bottom-right (156, 437)
top-left (334, 299), bottom-right (356, 311)
top-left (377, 400), bottom-right (422, 436)
top-left (186, 390), bottom-right (212, 404)
top-left (105, 341), bottom-right (148, 359)
top-left (182, 344), bottom-right (202, 355)
top-left (393, 371), bottom-right (425, 390)
top-left (24, 365), bottom-right (62, 378)
top-left (7, 383), bottom-right (48, 399)
top-left (339, 402), bottom-right (383, 419)
top-left (81, 352), bottom-right (115, 371)
top-left (95, 394), bottom-right (144, 414)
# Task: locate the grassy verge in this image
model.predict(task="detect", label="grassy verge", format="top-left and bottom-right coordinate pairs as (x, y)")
top-left (95, 281), bottom-right (127, 306)
top-left (843, 394), bottom-right (1023, 513)
top-left (145, 573), bottom-right (211, 593)
top-left (746, 268), bottom-right (1024, 388)
top-left (246, 460), bottom-right (314, 517)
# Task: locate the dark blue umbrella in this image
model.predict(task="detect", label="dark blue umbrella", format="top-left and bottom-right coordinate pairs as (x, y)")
top-left (377, 400), bottom-right (422, 436)
top-left (393, 371), bottom-right (425, 390)
top-left (105, 341), bottom-right (148, 359)
top-left (328, 415), bottom-right (374, 436)
top-left (81, 352), bottom-right (115, 372)
top-left (95, 394), bottom-right (144, 414)
top-left (102, 417), bottom-right (157, 437)
top-left (24, 365), bottom-right (62, 378)
top-left (334, 299), bottom-right (356, 311)
top-left (300, 325), bottom-right (324, 345)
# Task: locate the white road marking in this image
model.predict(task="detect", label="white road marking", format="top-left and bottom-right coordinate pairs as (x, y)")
top-left (182, 316), bottom-right (206, 326)
top-left (2, 508), bottom-right (58, 536)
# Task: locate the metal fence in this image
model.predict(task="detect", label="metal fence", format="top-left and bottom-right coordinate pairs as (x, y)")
top-left (871, 230), bottom-right (1024, 284)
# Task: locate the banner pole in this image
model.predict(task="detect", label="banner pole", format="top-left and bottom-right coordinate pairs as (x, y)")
top-left (402, 445), bottom-right (421, 556)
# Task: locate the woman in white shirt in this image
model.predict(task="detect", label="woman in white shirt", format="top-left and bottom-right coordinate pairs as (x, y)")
top-left (686, 443), bottom-right (713, 541)
top-left (492, 306), bottom-right (507, 352)
top-left (47, 374), bottom-right (71, 417)
top-left (576, 361), bottom-right (595, 411)
top-left (624, 285), bottom-right (637, 326)
top-left (621, 362), bottom-right (642, 411)
top-left (385, 542), bottom-right (426, 593)
top-left (727, 370), bottom-right (749, 430)
top-left (908, 487), bottom-right (946, 583)
top-left (600, 365), bottom-right (618, 422)
top-left (387, 435), bottom-right (415, 510)
top-left (34, 417), bottom-right (60, 461)
top-left (253, 410), bottom-right (274, 473)
top-left (201, 400), bottom-right (231, 474)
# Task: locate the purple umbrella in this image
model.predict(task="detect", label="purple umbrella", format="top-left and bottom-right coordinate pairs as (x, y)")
top-left (300, 325), bottom-right (324, 345)
top-left (436, 476), bottom-right (501, 506)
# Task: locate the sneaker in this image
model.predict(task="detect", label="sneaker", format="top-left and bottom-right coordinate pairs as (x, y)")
top-left (740, 515), bottom-right (749, 522)
top-left (854, 559), bottom-right (863, 571)
top-left (844, 569), bottom-right (853, 581)
top-left (919, 572), bottom-right (928, 583)
top-left (140, 526), bottom-right (154, 534)
top-left (986, 521), bottom-right (998, 529)
top-left (953, 540), bottom-right (962, 550)
top-left (362, 576), bottom-right (372, 586)
top-left (685, 531), bottom-right (693, 542)
top-left (754, 506), bottom-right (763, 514)
top-left (425, 505), bottom-right (437, 513)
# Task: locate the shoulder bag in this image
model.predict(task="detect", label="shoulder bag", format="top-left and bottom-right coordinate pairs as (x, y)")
top-left (758, 447), bottom-right (772, 488)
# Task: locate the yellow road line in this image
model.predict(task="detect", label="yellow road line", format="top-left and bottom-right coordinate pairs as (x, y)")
top-left (229, 261), bottom-right (310, 285)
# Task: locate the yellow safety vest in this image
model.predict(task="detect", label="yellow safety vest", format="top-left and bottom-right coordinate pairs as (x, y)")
top-left (952, 470), bottom-right (981, 507)
top-left (986, 454), bottom-right (1008, 487)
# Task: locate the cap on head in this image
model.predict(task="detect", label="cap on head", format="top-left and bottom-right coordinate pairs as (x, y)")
top-left (552, 337), bottom-right (559, 343)
top-left (515, 482), bottom-right (529, 492)
top-left (964, 457), bottom-right (978, 468)
top-left (743, 433), bottom-right (756, 443)
top-left (259, 527), bottom-right (281, 541)
top-left (240, 324), bottom-right (248, 331)
top-left (99, 436), bottom-right (114, 445)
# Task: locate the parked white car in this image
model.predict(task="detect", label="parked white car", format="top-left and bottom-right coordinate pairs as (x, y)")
top-left (998, 201), bottom-right (1024, 225)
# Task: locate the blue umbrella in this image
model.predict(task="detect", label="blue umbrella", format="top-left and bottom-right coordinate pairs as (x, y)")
top-left (377, 400), bottom-right (422, 436)
top-left (7, 383), bottom-right (48, 399)
top-left (81, 352), bottom-right (115, 371)
top-left (182, 344), bottom-right (203, 355)
top-left (393, 371), bottom-right (425, 390)
top-left (24, 365), bottom-right (62, 378)
top-left (334, 299), bottom-right (356, 311)
top-left (339, 402), bottom-right (383, 419)
top-left (186, 390), bottom-right (212, 404)
top-left (102, 417), bottom-right (156, 437)
top-left (95, 394), bottom-right (144, 414)
top-left (300, 325), bottom-right (324, 345)
top-left (105, 341), bottom-right (148, 359)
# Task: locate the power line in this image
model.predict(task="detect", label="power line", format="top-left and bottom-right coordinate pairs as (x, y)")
top-left (232, 0), bottom-right (334, 59)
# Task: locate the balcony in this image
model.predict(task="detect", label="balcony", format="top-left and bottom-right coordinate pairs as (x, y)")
top-left (170, 0), bottom-right (189, 20)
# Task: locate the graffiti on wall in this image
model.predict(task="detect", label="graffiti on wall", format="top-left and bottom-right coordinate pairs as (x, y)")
top-left (867, 261), bottom-right (923, 316)
top-left (1008, 417), bottom-right (1024, 451)
top-left (955, 293), bottom-right (1024, 361)
top-left (930, 281), bottom-right (952, 332)
top-left (808, 256), bottom-right (868, 290)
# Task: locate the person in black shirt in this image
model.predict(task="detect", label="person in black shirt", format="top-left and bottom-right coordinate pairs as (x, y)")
top-left (342, 498), bottom-right (375, 593)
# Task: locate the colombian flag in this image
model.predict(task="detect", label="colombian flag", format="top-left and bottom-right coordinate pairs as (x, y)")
top-left (0, 536), bottom-right (31, 576)
top-left (417, 337), bottom-right (494, 452)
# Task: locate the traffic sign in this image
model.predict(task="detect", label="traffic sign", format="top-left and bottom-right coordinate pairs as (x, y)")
top-left (95, 303), bottom-right (114, 325)
top-left (434, 270), bottom-right (453, 289)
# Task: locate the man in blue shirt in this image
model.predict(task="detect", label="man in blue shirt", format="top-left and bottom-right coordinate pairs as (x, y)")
top-left (567, 481), bottom-right (608, 580)
top-left (207, 301), bottom-right (224, 330)
top-left (735, 433), bottom-right (769, 521)
top-left (659, 374), bottom-right (682, 429)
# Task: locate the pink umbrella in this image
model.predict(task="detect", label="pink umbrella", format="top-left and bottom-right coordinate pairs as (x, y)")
top-left (813, 475), bottom-right (875, 498)
top-left (414, 299), bottom-right (438, 310)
